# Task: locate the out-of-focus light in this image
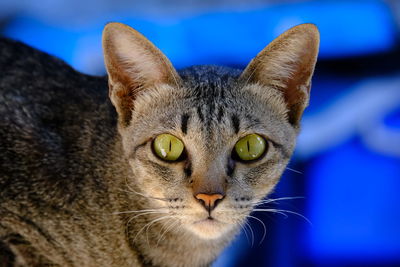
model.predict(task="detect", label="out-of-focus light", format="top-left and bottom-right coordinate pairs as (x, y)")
top-left (297, 76), bottom-right (400, 159)
top-left (306, 139), bottom-right (400, 264)
top-left (2, 0), bottom-right (396, 74)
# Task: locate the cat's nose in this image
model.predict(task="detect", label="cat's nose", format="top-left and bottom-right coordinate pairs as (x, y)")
top-left (195, 193), bottom-right (225, 212)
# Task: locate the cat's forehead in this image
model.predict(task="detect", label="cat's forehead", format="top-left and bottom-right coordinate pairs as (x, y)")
top-left (178, 67), bottom-right (243, 132)
top-left (130, 65), bottom-right (292, 146)
top-left (178, 65), bottom-right (243, 124)
top-left (179, 65), bottom-right (241, 93)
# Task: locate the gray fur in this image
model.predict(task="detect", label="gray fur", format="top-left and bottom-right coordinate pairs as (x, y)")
top-left (0, 22), bottom-right (319, 267)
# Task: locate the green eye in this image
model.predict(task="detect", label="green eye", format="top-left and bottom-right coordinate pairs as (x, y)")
top-left (153, 134), bottom-right (185, 161)
top-left (234, 134), bottom-right (267, 161)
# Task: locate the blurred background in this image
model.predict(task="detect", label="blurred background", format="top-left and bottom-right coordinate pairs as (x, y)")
top-left (1, 0), bottom-right (399, 266)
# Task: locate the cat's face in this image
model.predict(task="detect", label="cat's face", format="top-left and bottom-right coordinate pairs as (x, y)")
top-left (102, 23), bottom-right (319, 239)
top-left (123, 81), bottom-right (296, 239)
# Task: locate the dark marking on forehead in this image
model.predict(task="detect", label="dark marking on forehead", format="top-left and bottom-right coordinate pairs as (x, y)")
top-left (231, 114), bottom-right (240, 134)
top-left (207, 102), bottom-right (215, 118)
top-left (220, 87), bottom-right (225, 99)
top-left (244, 114), bottom-right (262, 128)
top-left (217, 106), bottom-right (224, 122)
top-left (181, 113), bottom-right (190, 134)
top-left (196, 106), bottom-right (204, 122)
top-left (178, 65), bottom-right (241, 128)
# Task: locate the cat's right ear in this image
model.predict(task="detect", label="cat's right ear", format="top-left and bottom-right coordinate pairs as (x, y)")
top-left (102, 22), bottom-right (181, 127)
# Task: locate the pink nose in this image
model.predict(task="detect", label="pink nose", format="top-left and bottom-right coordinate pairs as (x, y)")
top-left (195, 193), bottom-right (224, 212)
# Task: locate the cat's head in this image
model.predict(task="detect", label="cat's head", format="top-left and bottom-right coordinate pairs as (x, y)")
top-left (102, 23), bottom-right (319, 239)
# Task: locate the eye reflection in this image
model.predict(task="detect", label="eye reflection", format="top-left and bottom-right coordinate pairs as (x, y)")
top-left (153, 134), bottom-right (185, 161)
top-left (234, 134), bottom-right (267, 161)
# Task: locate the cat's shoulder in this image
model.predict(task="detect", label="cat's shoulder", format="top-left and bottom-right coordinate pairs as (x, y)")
top-left (0, 37), bottom-right (108, 101)
top-left (0, 37), bottom-right (111, 142)
top-left (0, 38), bottom-right (114, 202)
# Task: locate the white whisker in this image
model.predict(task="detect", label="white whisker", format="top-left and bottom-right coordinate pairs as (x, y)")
top-left (232, 177), bottom-right (248, 192)
top-left (252, 208), bottom-right (311, 225)
top-left (136, 215), bottom-right (174, 246)
top-left (286, 167), bottom-right (303, 174)
top-left (243, 219), bottom-right (255, 247)
top-left (246, 215), bottom-right (267, 245)
top-left (252, 196), bottom-right (305, 206)
top-left (113, 208), bottom-right (167, 215)
top-left (156, 218), bottom-right (180, 246)
top-left (118, 187), bottom-right (169, 202)
top-left (237, 220), bottom-right (251, 245)
top-left (125, 212), bottom-right (170, 225)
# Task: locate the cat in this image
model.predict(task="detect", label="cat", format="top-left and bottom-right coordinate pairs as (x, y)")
top-left (0, 22), bottom-right (319, 266)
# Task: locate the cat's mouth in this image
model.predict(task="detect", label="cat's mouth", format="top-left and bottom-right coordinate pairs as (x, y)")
top-left (194, 216), bottom-right (218, 224)
top-left (192, 217), bottom-right (223, 230)
top-left (186, 216), bottom-right (234, 239)
top-left (191, 214), bottom-right (228, 229)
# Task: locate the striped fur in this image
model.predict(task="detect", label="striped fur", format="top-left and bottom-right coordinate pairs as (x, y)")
top-left (0, 22), bottom-right (319, 266)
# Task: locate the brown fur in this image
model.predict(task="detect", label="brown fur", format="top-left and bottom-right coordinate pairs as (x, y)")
top-left (0, 23), bottom-right (319, 266)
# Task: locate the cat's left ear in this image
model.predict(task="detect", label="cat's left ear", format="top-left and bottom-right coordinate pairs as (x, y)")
top-left (102, 22), bottom-right (181, 127)
top-left (240, 24), bottom-right (320, 127)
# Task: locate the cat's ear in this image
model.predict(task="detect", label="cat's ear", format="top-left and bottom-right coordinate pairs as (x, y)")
top-left (240, 24), bottom-right (319, 126)
top-left (102, 22), bottom-right (180, 126)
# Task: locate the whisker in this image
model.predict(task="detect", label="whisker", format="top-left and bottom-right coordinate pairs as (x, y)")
top-left (135, 215), bottom-right (174, 246)
top-left (146, 216), bottom-right (169, 246)
top-left (156, 220), bottom-right (172, 246)
top-left (156, 218), bottom-right (180, 246)
top-left (252, 209), bottom-right (311, 225)
top-left (118, 188), bottom-right (169, 202)
top-left (157, 217), bottom-right (172, 238)
top-left (124, 212), bottom-right (170, 226)
top-left (286, 167), bottom-right (303, 174)
top-left (237, 220), bottom-right (251, 246)
top-left (113, 209), bottom-right (168, 215)
top-left (232, 176), bottom-right (248, 192)
top-left (125, 211), bottom-right (167, 233)
top-left (243, 219), bottom-right (255, 247)
top-left (252, 196), bottom-right (305, 206)
top-left (246, 215), bottom-right (267, 245)
top-left (249, 208), bottom-right (289, 218)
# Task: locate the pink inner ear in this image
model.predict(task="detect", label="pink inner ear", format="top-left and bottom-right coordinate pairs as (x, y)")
top-left (103, 23), bottom-right (181, 127)
top-left (115, 45), bottom-right (164, 85)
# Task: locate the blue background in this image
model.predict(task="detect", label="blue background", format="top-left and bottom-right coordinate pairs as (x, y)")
top-left (1, 0), bottom-right (399, 266)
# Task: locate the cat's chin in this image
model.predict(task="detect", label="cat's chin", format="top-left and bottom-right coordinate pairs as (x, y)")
top-left (185, 218), bottom-right (234, 240)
